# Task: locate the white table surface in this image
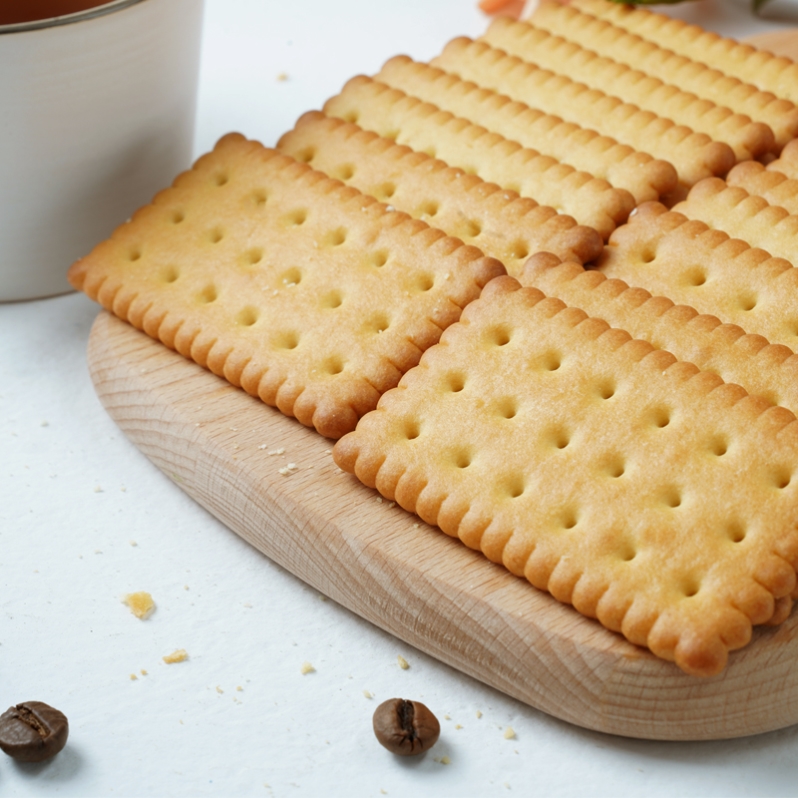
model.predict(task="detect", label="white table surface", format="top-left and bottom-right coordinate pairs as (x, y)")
top-left (4, 1), bottom-right (798, 795)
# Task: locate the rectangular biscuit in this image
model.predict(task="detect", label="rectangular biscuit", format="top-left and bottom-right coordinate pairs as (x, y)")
top-left (333, 275), bottom-right (798, 676)
top-left (432, 37), bottom-right (733, 189)
top-left (530, 2), bottom-right (797, 152)
top-left (572, 0), bottom-right (798, 108)
top-left (727, 160), bottom-right (798, 217)
top-left (374, 55), bottom-right (677, 204)
top-left (68, 133), bottom-right (504, 439)
top-left (672, 178), bottom-right (798, 266)
top-left (483, 16), bottom-right (778, 161)
top-left (597, 201), bottom-right (798, 350)
top-left (322, 76), bottom-right (633, 240)
top-left (277, 111), bottom-right (603, 273)
top-left (522, 252), bottom-right (798, 414)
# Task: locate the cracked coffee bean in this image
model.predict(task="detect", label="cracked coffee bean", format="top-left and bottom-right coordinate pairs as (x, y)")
top-left (372, 697), bottom-right (440, 756)
top-left (0, 702), bottom-right (69, 762)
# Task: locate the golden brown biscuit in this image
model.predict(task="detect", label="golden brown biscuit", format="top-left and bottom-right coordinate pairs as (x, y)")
top-left (597, 201), bottom-right (798, 350)
top-left (432, 37), bottom-right (734, 190)
top-left (68, 133), bottom-right (504, 438)
top-left (277, 112), bottom-right (603, 272)
top-left (375, 55), bottom-right (677, 204)
top-left (531, 3), bottom-right (796, 152)
top-left (484, 16), bottom-right (780, 160)
top-left (334, 275), bottom-right (798, 676)
top-left (571, 0), bottom-right (798, 108)
top-left (322, 76), bottom-right (634, 239)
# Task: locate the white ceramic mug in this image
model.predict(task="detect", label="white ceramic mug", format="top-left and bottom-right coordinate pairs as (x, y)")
top-left (0, 0), bottom-right (204, 301)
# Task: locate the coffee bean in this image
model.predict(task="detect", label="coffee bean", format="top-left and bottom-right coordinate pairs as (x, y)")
top-left (372, 698), bottom-right (440, 756)
top-left (0, 702), bottom-right (69, 762)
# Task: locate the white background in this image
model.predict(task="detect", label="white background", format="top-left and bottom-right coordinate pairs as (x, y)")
top-left (3, 1), bottom-right (798, 796)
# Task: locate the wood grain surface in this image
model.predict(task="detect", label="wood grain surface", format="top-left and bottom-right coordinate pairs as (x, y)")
top-left (88, 311), bottom-right (798, 741)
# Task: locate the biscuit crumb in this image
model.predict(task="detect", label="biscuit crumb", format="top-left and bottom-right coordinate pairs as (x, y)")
top-left (124, 591), bottom-right (155, 619)
top-left (216, 686), bottom-right (224, 694)
top-left (504, 727), bottom-right (516, 740)
top-left (363, 690), bottom-right (373, 699)
top-left (397, 655), bottom-right (410, 670)
top-left (94, 486), bottom-right (103, 493)
top-left (444, 714), bottom-right (451, 720)
top-left (129, 540), bottom-right (137, 547)
top-left (434, 755), bottom-right (451, 765)
top-left (130, 673), bottom-right (138, 681)
top-left (277, 72), bottom-right (289, 81)
top-left (140, 669), bottom-right (148, 676)
top-left (300, 661), bottom-right (315, 675)
top-left (455, 724), bottom-right (463, 730)
top-left (268, 448), bottom-right (285, 456)
top-left (236, 686), bottom-right (243, 692)
top-left (163, 649), bottom-right (188, 664)
top-left (476, 710), bottom-right (482, 718)
top-left (278, 463), bottom-right (299, 476)
top-left (413, 523), bottom-right (420, 529)
top-left (388, 502), bottom-right (395, 509)
top-left (243, 602), bottom-right (253, 608)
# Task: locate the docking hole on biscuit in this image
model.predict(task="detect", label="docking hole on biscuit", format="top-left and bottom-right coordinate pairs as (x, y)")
top-left (560, 509), bottom-right (578, 530)
top-left (606, 458), bottom-right (625, 478)
top-left (415, 273), bottom-right (434, 292)
top-left (466, 219), bottom-right (483, 238)
top-left (236, 307), bottom-right (259, 327)
top-left (739, 293), bottom-right (758, 312)
top-left (212, 172), bottom-right (229, 187)
top-left (342, 110), bottom-right (359, 124)
top-left (197, 285), bottom-right (218, 304)
top-left (322, 356), bottom-right (345, 375)
top-left (650, 407), bottom-right (671, 428)
top-left (403, 419), bottom-right (421, 440)
top-left (252, 189), bottom-right (268, 207)
top-left (169, 210), bottom-right (185, 225)
top-left (419, 200), bottom-right (439, 217)
top-left (685, 266), bottom-right (706, 287)
top-left (510, 241), bottom-right (529, 261)
top-left (207, 228), bottom-right (224, 244)
top-left (549, 427), bottom-right (570, 450)
top-left (273, 330), bottom-right (300, 350)
top-left (708, 437), bottom-right (728, 457)
top-left (619, 543), bottom-right (637, 562)
top-left (296, 147), bottom-right (315, 164)
top-left (128, 247), bottom-right (142, 262)
top-left (681, 578), bottom-right (700, 598)
top-left (485, 325), bottom-right (512, 347)
top-left (451, 449), bottom-right (473, 469)
top-left (540, 351), bottom-right (562, 371)
top-left (160, 265), bottom-right (180, 284)
top-left (321, 291), bottom-right (343, 310)
top-left (503, 475), bottom-right (525, 499)
top-left (596, 381), bottom-right (615, 400)
top-left (284, 208), bottom-right (307, 227)
top-left (662, 487), bottom-right (682, 509)
top-left (640, 246), bottom-right (657, 264)
top-left (369, 250), bottom-right (389, 268)
top-left (376, 183), bottom-right (396, 201)
top-left (243, 248), bottom-right (263, 268)
top-left (332, 163), bottom-right (355, 181)
top-left (280, 267), bottom-right (302, 287)
top-left (726, 521), bottom-right (747, 543)
top-left (444, 372), bottom-right (466, 393)
top-left (495, 397), bottom-right (518, 419)
top-left (324, 228), bottom-right (347, 247)
top-left (770, 467), bottom-right (792, 490)
top-left (366, 313), bottom-right (390, 334)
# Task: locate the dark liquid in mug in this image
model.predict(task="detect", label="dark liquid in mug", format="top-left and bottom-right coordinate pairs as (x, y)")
top-left (0, 1), bottom-right (112, 25)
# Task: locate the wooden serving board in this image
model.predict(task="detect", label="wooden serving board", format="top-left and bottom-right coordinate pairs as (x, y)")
top-left (88, 311), bottom-right (798, 741)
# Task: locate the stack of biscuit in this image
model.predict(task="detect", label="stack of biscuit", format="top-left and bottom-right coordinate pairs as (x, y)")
top-left (68, 0), bottom-right (798, 677)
